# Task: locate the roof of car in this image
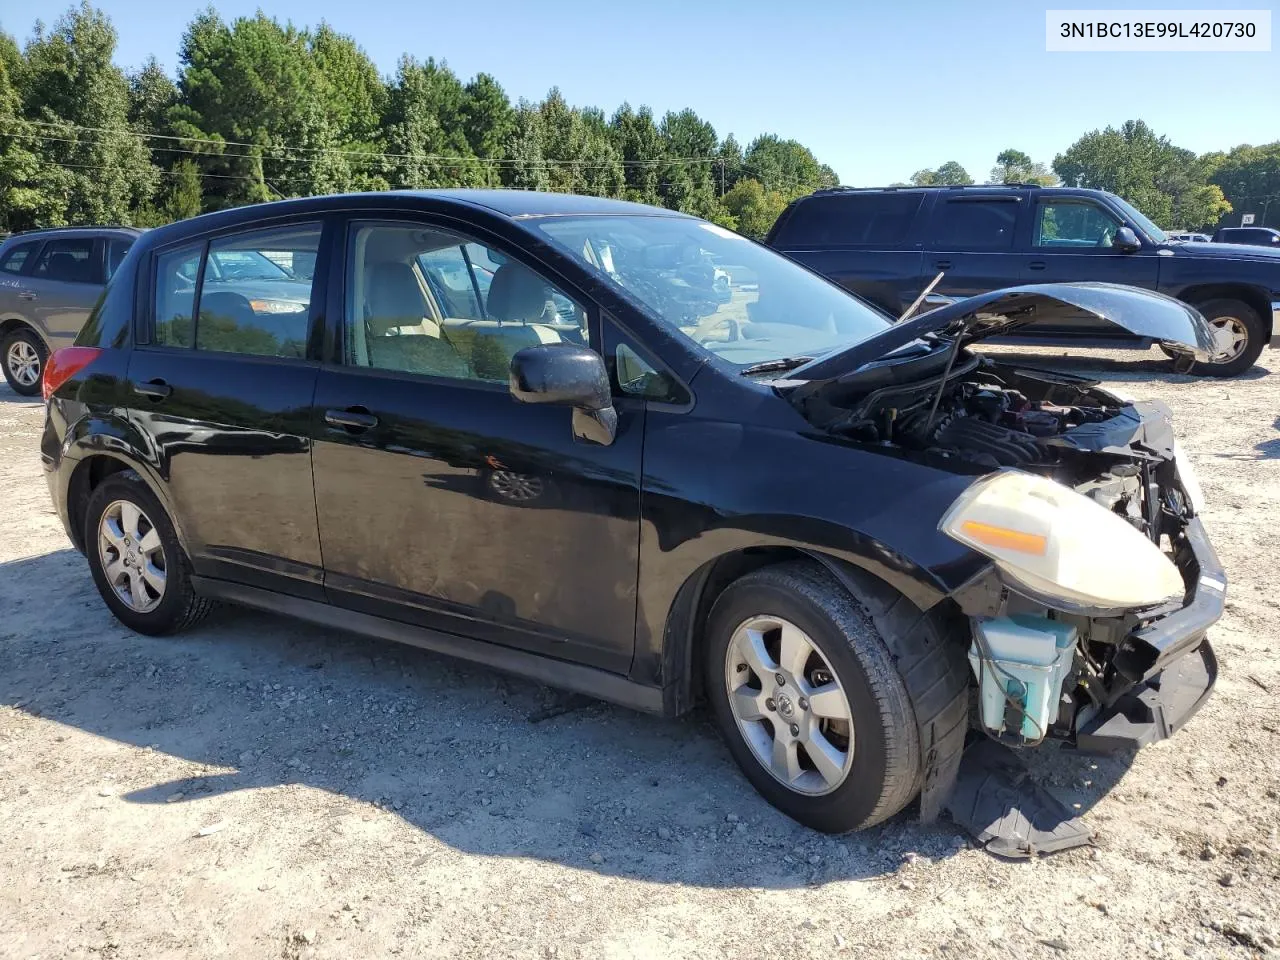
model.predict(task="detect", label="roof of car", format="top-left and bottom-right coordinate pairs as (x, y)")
top-left (408, 189), bottom-right (694, 219)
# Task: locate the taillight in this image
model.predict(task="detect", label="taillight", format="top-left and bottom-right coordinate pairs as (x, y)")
top-left (42, 347), bottom-right (102, 402)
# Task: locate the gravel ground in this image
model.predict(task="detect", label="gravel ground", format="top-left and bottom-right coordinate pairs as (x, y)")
top-left (1, 345), bottom-right (1278, 960)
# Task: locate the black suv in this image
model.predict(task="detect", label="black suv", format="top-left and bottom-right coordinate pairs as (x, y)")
top-left (42, 191), bottom-right (1224, 833)
top-left (767, 185), bottom-right (1280, 377)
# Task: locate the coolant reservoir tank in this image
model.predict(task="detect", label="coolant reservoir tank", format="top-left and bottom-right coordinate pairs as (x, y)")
top-left (969, 615), bottom-right (1077, 741)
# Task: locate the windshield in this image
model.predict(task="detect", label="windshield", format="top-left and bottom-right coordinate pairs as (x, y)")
top-left (1109, 195), bottom-right (1167, 244)
top-left (530, 215), bottom-right (890, 369)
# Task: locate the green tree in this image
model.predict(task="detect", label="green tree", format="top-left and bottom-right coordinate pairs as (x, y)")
top-left (658, 108), bottom-right (719, 217)
top-left (18, 2), bottom-right (158, 224)
top-left (1207, 142), bottom-right (1280, 229)
top-left (460, 73), bottom-right (513, 181)
top-left (721, 177), bottom-right (788, 238)
top-left (610, 103), bottom-right (664, 205)
top-left (383, 55), bottom-right (481, 188)
top-left (911, 161), bottom-right (973, 186)
top-left (989, 148), bottom-right (1058, 186)
top-left (1053, 120), bottom-right (1229, 229)
top-left (0, 28), bottom-right (72, 231)
top-left (744, 134), bottom-right (835, 195)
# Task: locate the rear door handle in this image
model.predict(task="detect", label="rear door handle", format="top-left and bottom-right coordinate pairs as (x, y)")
top-left (325, 408), bottom-right (379, 432)
top-left (1028, 261), bottom-right (1047, 271)
top-left (133, 379), bottom-right (172, 399)
top-left (933, 259), bottom-right (952, 270)
top-left (18, 292), bottom-right (36, 301)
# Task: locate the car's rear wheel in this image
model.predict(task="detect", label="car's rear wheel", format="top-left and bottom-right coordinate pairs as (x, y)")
top-left (84, 470), bottom-right (213, 636)
top-left (704, 561), bottom-right (968, 833)
top-left (1177, 299), bottom-right (1266, 377)
top-left (2, 327), bottom-right (47, 396)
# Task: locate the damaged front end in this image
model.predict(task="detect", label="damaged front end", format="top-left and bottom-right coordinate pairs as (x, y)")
top-left (781, 283), bottom-right (1226, 755)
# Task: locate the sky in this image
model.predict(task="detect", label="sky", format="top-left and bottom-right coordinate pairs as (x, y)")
top-left (5, 0), bottom-right (1277, 185)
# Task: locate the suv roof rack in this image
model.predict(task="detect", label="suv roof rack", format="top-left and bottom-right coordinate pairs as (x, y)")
top-left (11, 224), bottom-right (138, 236)
top-left (810, 183), bottom-right (1046, 196)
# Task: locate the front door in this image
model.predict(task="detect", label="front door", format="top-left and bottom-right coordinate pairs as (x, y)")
top-left (1018, 195), bottom-right (1162, 339)
top-left (310, 218), bottom-right (643, 673)
top-left (125, 220), bottom-right (327, 599)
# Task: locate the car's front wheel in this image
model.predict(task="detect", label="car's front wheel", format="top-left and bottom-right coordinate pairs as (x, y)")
top-left (84, 470), bottom-right (213, 635)
top-left (705, 561), bottom-right (968, 833)
top-left (2, 327), bottom-right (47, 396)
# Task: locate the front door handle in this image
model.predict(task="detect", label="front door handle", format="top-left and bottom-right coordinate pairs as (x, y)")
top-left (1028, 260), bottom-right (1047, 271)
top-left (18, 291), bottom-right (36, 301)
top-left (933, 259), bottom-right (952, 270)
top-left (325, 408), bottom-right (379, 432)
top-left (133, 379), bottom-right (172, 399)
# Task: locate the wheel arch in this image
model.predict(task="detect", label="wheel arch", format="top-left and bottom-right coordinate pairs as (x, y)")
top-left (62, 427), bottom-right (189, 556)
top-left (656, 545), bottom-right (949, 717)
top-left (1176, 284), bottom-right (1271, 334)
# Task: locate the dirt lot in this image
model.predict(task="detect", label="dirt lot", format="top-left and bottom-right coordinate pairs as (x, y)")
top-left (2, 346), bottom-right (1278, 960)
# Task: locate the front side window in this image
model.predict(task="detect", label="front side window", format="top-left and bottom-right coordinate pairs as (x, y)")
top-left (1035, 201), bottom-right (1122, 248)
top-left (530, 215), bottom-right (889, 370)
top-left (932, 200), bottom-right (1019, 250)
top-left (196, 225), bottom-right (320, 358)
top-left (32, 238), bottom-right (96, 283)
top-left (347, 222), bottom-right (590, 383)
top-left (0, 241), bottom-right (38, 274)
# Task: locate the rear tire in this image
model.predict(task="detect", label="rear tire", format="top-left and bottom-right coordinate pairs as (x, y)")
top-left (704, 561), bottom-right (969, 833)
top-left (84, 470), bottom-right (213, 636)
top-left (2, 327), bottom-right (47, 396)
top-left (1185, 298), bottom-right (1265, 377)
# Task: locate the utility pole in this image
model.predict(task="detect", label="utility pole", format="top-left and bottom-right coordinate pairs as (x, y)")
top-left (719, 158), bottom-right (725, 197)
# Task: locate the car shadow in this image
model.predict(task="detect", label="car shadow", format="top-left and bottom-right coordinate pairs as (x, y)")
top-left (0, 549), bottom-right (1134, 886)
top-left (0, 383), bottom-right (42, 405)
top-left (978, 349), bottom-right (1272, 383)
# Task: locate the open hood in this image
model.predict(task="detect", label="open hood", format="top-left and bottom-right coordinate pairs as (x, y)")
top-left (789, 282), bottom-right (1220, 382)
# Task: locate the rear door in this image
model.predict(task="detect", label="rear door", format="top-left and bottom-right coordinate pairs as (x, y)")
top-left (125, 218), bottom-right (329, 599)
top-left (769, 191), bottom-right (928, 315)
top-left (1018, 195), bottom-right (1161, 339)
top-left (925, 192), bottom-right (1028, 299)
top-left (25, 236), bottom-right (105, 348)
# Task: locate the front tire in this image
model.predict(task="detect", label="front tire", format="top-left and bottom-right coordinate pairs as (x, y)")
top-left (1185, 298), bottom-right (1266, 377)
top-left (705, 561), bottom-right (968, 833)
top-left (84, 470), bottom-right (213, 636)
top-left (2, 327), bottom-right (47, 396)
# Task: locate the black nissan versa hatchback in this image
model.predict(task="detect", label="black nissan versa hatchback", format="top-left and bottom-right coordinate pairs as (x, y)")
top-left (42, 190), bottom-right (1227, 833)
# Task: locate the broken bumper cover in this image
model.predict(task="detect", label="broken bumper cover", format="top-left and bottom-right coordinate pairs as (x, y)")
top-left (1271, 301), bottom-right (1280, 348)
top-left (1078, 517), bottom-right (1225, 753)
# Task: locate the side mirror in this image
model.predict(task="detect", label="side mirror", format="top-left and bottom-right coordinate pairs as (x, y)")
top-left (1113, 226), bottom-right (1142, 253)
top-left (509, 344), bottom-right (616, 446)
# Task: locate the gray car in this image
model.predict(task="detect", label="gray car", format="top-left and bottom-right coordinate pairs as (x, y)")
top-left (0, 226), bottom-right (142, 395)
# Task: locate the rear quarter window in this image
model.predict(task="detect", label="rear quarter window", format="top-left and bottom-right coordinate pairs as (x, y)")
top-left (772, 193), bottom-right (924, 248)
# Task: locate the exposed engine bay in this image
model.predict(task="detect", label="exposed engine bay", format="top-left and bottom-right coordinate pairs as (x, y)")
top-left (799, 353), bottom-right (1189, 540)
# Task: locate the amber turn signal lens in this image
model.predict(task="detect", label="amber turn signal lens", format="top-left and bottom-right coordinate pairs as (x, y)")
top-left (959, 520), bottom-right (1048, 556)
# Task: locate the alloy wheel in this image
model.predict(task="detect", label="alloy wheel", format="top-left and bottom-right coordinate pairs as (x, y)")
top-left (6, 339), bottom-right (40, 388)
top-left (723, 615), bottom-right (855, 796)
top-left (97, 499), bottom-right (167, 613)
top-left (1208, 316), bottom-right (1249, 363)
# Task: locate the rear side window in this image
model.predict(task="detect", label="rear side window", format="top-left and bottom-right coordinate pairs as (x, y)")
top-left (0, 241), bottom-right (38, 274)
top-left (196, 225), bottom-right (320, 358)
top-left (773, 193), bottom-right (924, 247)
top-left (153, 242), bottom-right (202, 348)
top-left (150, 224), bottom-right (322, 358)
top-left (932, 199), bottom-right (1020, 250)
top-left (106, 238), bottom-right (134, 280)
top-left (32, 238), bottom-right (97, 283)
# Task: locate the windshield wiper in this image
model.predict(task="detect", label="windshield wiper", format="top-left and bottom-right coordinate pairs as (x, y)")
top-left (739, 356), bottom-right (814, 376)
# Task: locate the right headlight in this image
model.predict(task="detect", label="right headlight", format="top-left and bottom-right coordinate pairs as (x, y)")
top-left (940, 471), bottom-right (1185, 612)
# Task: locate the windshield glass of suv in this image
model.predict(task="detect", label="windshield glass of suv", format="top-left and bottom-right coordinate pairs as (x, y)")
top-left (1109, 195), bottom-right (1167, 244)
top-left (209, 249), bottom-right (292, 281)
top-left (531, 216), bottom-right (890, 369)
